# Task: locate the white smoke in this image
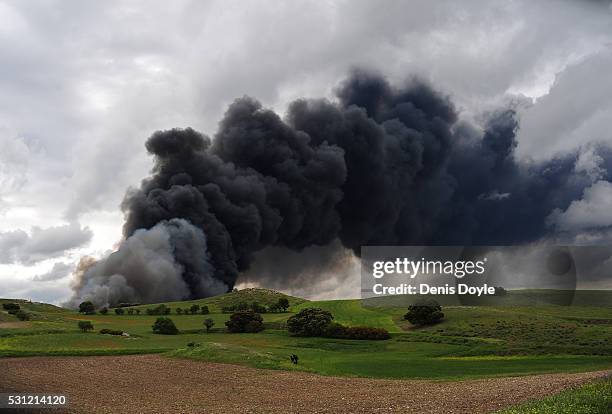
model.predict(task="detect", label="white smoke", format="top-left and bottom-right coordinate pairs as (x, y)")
top-left (66, 218), bottom-right (225, 308)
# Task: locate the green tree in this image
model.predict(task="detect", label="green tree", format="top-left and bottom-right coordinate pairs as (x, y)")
top-left (78, 321), bottom-right (94, 332)
top-left (203, 318), bottom-right (215, 332)
top-left (176, 308), bottom-right (183, 315)
top-left (2, 303), bottom-right (20, 312)
top-left (78, 301), bottom-right (95, 314)
top-left (200, 305), bottom-right (209, 315)
top-left (190, 304), bottom-right (200, 314)
top-left (114, 307), bottom-right (125, 315)
top-left (99, 307), bottom-right (108, 315)
top-left (277, 297), bottom-right (290, 312)
top-left (251, 301), bottom-right (267, 313)
top-left (225, 311), bottom-right (264, 333)
top-left (152, 317), bottom-right (179, 335)
top-left (404, 299), bottom-right (444, 327)
top-left (287, 308), bottom-right (333, 337)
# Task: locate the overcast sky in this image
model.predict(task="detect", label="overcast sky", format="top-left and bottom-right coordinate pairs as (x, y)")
top-left (1, 0), bottom-right (612, 303)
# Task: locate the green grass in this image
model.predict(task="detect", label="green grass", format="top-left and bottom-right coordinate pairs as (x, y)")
top-left (498, 376), bottom-right (612, 413)
top-left (1, 290), bottom-right (612, 381)
top-left (293, 299), bottom-right (401, 332)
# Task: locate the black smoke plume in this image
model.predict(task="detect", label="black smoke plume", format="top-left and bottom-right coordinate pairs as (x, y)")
top-left (69, 70), bottom-right (612, 307)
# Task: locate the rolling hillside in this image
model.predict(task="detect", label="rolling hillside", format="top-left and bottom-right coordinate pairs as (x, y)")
top-left (0, 289), bottom-right (611, 380)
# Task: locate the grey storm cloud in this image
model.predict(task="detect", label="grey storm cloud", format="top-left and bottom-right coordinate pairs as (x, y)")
top-left (32, 261), bottom-right (74, 282)
top-left (0, 223), bottom-right (92, 265)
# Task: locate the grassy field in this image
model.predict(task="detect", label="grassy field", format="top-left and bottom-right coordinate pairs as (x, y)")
top-left (1, 289), bottom-right (611, 380)
top-left (498, 375), bottom-right (612, 414)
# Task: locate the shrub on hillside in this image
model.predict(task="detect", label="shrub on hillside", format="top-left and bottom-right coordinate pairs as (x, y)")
top-left (176, 308), bottom-right (183, 315)
top-left (320, 322), bottom-right (390, 340)
top-left (152, 317), bottom-right (179, 335)
top-left (404, 299), bottom-right (444, 327)
top-left (277, 298), bottom-right (290, 312)
top-left (203, 318), bottom-right (215, 332)
top-left (200, 305), bottom-right (209, 315)
top-left (287, 308), bottom-right (333, 337)
top-left (78, 321), bottom-right (94, 332)
top-left (225, 311), bottom-right (264, 333)
top-left (14, 310), bottom-right (31, 321)
top-left (145, 304), bottom-right (171, 315)
top-left (251, 302), bottom-right (267, 313)
top-left (339, 326), bottom-right (391, 340)
top-left (493, 286), bottom-right (507, 296)
top-left (78, 301), bottom-right (96, 314)
top-left (189, 304), bottom-right (200, 314)
top-left (114, 307), bottom-right (125, 315)
top-left (2, 303), bottom-right (20, 312)
top-left (99, 328), bottom-right (123, 335)
top-left (99, 307), bottom-right (108, 315)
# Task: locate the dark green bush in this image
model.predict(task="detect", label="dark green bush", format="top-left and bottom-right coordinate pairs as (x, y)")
top-left (340, 326), bottom-right (391, 340)
top-left (152, 317), bottom-right (178, 335)
top-left (189, 304), bottom-right (200, 314)
top-left (323, 322), bottom-right (346, 338)
top-left (204, 318), bottom-right (215, 332)
top-left (322, 322), bottom-right (390, 340)
top-left (99, 328), bottom-right (123, 335)
top-left (78, 321), bottom-right (94, 332)
top-left (99, 307), bottom-right (108, 315)
top-left (277, 298), bottom-right (290, 312)
top-left (225, 311), bottom-right (264, 333)
top-left (2, 303), bottom-right (20, 312)
top-left (14, 310), bottom-right (31, 321)
top-left (251, 302), bottom-right (267, 313)
top-left (287, 308), bottom-right (333, 337)
top-left (404, 299), bottom-right (444, 327)
top-left (200, 305), bottom-right (209, 315)
top-left (78, 301), bottom-right (95, 314)
top-left (114, 307), bottom-right (125, 315)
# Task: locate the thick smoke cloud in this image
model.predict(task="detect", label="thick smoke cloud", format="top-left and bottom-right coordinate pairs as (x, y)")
top-left (71, 70), bottom-right (612, 306)
top-left (68, 218), bottom-right (223, 308)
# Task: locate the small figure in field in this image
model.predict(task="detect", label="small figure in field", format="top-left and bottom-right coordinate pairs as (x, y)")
top-left (290, 354), bottom-right (299, 364)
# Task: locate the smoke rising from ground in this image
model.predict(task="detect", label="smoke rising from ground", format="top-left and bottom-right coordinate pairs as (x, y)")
top-left (69, 70), bottom-right (612, 306)
top-left (68, 218), bottom-right (223, 308)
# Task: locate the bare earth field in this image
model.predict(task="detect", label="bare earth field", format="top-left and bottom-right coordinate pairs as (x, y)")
top-left (0, 355), bottom-right (609, 414)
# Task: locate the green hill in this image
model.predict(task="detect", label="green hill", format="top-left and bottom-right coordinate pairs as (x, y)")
top-left (1, 289), bottom-right (611, 380)
top-left (126, 288), bottom-right (307, 313)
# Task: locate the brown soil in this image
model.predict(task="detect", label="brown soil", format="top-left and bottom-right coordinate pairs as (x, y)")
top-left (0, 322), bottom-right (30, 329)
top-left (0, 355), bottom-right (608, 413)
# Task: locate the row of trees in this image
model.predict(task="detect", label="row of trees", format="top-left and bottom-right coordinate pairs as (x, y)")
top-left (78, 301), bottom-right (211, 316)
top-left (76, 300), bottom-right (446, 337)
top-left (221, 298), bottom-right (289, 314)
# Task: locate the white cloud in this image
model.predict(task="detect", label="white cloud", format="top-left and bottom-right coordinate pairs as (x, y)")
top-left (548, 180), bottom-right (612, 231)
top-left (0, 223), bottom-right (92, 265)
top-left (517, 51), bottom-right (612, 160)
top-left (32, 261), bottom-right (74, 282)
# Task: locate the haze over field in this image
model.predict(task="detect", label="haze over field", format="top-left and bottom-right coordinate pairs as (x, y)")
top-left (1, 1), bottom-right (612, 305)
